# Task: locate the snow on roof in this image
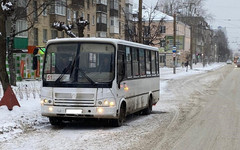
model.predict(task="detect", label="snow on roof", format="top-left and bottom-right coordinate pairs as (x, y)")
top-left (133, 8), bottom-right (173, 21)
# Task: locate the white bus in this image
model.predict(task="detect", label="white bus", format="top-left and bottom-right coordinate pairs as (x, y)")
top-left (40, 38), bottom-right (159, 127)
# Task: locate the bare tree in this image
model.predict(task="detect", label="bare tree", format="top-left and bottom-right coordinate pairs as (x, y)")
top-left (215, 30), bottom-right (231, 62)
top-left (158, 0), bottom-right (211, 19)
top-left (7, 0), bottom-right (54, 86)
top-left (0, 0), bottom-right (11, 92)
top-left (124, 2), bottom-right (165, 46)
top-left (142, 5), bottom-right (166, 46)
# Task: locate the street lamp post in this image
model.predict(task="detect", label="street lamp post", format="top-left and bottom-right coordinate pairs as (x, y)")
top-left (173, 13), bottom-right (176, 74)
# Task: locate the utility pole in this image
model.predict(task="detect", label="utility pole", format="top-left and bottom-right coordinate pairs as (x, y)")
top-left (138, 0), bottom-right (142, 43)
top-left (173, 13), bottom-right (176, 74)
top-left (190, 26), bottom-right (193, 69)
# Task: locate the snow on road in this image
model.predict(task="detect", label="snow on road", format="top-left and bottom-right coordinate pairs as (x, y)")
top-left (0, 63), bottom-right (226, 150)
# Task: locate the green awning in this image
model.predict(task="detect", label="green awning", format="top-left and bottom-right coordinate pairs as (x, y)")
top-left (14, 37), bottom-right (28, 49)
top-left (7, 37), bottom-right (28, 49)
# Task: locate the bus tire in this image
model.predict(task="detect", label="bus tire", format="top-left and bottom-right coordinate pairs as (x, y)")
top-left (112, 103), bottom-right (126, 127)
top-left (49, 117), bottom-right (63, 126)
top-left (142, 97), bottom-right (152, 115)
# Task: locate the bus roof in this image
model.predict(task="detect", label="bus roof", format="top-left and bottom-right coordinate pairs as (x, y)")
top-left (46, 38), bottom-right (159, 51)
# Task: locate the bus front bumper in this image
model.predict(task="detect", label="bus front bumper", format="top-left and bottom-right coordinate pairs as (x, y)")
top-left (41, 105), bottom-right (118, 119)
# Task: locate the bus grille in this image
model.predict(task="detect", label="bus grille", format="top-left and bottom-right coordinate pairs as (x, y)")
top-left (54, 93), bottom-right (95, 107)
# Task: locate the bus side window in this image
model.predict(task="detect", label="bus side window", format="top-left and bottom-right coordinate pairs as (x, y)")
top-left (139, 49), bottom-right (146, 77)
top-left (156, 52), bottom-right (159, 75)
top-left (132, 48), bottom-right (139, 77)
top-left (151, 51), bottom-right (156, 75)
top-left (117, 52), bottom-right (125, 88)
top-left (125, 47), bottom-right (132, 78)
top-left (146, 50), bottom-right (151, 76)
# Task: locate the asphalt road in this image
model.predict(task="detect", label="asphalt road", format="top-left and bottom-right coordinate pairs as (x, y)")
top-left (154, 64), bottom-right (240, 150)
top-left (1, 64), bottom-right (239, 150)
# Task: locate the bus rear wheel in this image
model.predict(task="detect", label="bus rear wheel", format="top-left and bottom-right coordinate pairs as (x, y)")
top-left (112, 104), bottom-right (126, 127)
top-left (142, 97), bottom-right (152, 115)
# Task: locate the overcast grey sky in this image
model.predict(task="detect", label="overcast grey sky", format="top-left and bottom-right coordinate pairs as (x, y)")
top-left (205, 0), bottom-right (240, 50)
top-left (133, 0), bottom-right (240, 50)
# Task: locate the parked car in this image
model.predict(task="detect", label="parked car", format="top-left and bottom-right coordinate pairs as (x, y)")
top-left (236, 59), bottom-right (240, 67)
top-left (226, 59), bottom-right (232, 64)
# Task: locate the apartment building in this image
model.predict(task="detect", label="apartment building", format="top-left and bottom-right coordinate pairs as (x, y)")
top-left (25, 0), bottom-right (134, 48)
top-left (6, 0), bottom-right (133, 80)
top-left (138, 9), bottom-right (191, 67)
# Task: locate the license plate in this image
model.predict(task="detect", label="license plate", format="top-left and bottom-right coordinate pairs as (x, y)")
top-left (66, 109), bottom-right (83, 114)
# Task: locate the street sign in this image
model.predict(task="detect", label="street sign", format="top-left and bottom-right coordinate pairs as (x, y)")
top-left (172, 46), bottom-right (176, 53)
top-left (172, 53), bottom-right (176, 57)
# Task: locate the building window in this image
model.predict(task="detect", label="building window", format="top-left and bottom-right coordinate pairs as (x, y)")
top-left (67, 8), bottom-right (71, 21)
top-left (33, 28), bottom-right (38, 46)
top-left (42, 3), bottom-right (47, 16)
top-left (160, 26), bottom-right (166, 33)
top-left (97, 0), bottom-right (107, 5)
top-left (16, 20), bottom-right (28, 37)
top-left (111, 19), bottom-right (114, 26)
top-left (87, 14), bottom-right (90, 30)
top-left (87, 0), bottom-right (90, 9)
top-left (73, 11), bottom-right (76, 21)
top-left (119, 22), bottom-right (121, 34)
top-left (92, 15), bottom-right (95, 25)
top-left (119, 5), bottom-right (121, 18)
top-left (110, 0), bottom-right (119, 10)
top-left (43, 29), bottom-right (47, 43)
top-left (97, 13), bottom-right (107, 24)
top-left (33, 1), bottom-right (38, 21)
top-left (51, 0), bottom-right (66, 16)
top-left (51, 30), bottom-right (58, 39)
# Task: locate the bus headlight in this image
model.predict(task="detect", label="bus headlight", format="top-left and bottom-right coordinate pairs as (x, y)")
top-left (97, 107), bottom-right (104, 114)
top-left (97, 99), bottom-right (116, 107)
top-left (41, 99), bottom-right (53, 105)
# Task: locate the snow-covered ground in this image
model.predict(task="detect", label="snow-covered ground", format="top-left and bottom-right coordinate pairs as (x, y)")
top-left (0, 62), bottom-right (226, 144)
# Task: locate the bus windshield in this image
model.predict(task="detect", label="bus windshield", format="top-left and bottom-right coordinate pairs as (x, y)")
top-left (43, 42), bottom-right (115, 86)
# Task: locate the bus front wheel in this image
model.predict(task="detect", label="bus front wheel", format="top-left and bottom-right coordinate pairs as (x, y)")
top-left (112, 103), bottom-right (126, 127)
top-left (49, 117), bottom-right (63, 126)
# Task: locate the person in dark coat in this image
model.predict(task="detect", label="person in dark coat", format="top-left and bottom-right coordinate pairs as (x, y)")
top-left (185, 60), bottom-right (189, 72)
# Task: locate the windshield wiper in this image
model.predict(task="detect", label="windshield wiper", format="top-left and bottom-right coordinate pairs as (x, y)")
top-left (55, 62), bottom-right (72, 83)
top-left (78, 68), bottom-right (96, 86)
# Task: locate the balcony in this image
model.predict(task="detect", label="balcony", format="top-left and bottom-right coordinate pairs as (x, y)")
top-left (96, 4), bottom-right (107, 13)
top-left (110, 9), bottom-right (118, 17)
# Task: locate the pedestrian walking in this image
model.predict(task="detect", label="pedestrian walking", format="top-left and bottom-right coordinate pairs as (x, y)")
top-left (185, 61), bottom-right (189, 72)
